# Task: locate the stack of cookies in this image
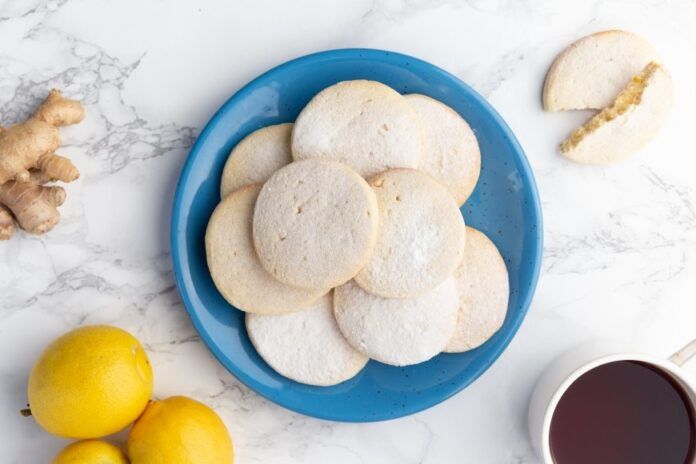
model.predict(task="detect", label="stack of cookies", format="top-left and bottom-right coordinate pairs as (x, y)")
top-left (206, 80), bottom-right (510, 386)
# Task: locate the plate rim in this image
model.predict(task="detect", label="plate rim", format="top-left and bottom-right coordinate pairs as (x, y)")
top-left (171, 47), bottom-right (544, 422)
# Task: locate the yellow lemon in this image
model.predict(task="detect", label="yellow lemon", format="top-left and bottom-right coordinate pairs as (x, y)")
top-left (128, 396), bottom-right (234, 464)
top-left (52, 439), bottom-right (129, 464)
top-left (28, 325), bottom-right (153, 438)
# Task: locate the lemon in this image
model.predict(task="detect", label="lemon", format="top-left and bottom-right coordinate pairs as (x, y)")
top-left (28, 325), bottom-right (153, 438)
top-left (128, 396), bottom-right (234, 464)
top-left (52, 439), bottom-right (129, 464)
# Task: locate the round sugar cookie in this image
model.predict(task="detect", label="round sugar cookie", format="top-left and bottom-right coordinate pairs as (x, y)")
top-left (354, 169), bottom-right (466, 298)
top-left (220, 123), bottom-right (293, 198)
top-left (405, 94), bottom-right (481, 205)
top-left (334, 279), bottom-right (458, 366)
top-left (246, 293), bottom-right (369, 386)
top-left (253, 159), bottom-right (379, 289)
top-left (543, 30), bottom-right (660, 111)
top-left (445, 227), bottom-right (510, 353)
top-left (291, 80), bottom-right (422, 178)
top-left (206, 184), bottom-right (328, 314)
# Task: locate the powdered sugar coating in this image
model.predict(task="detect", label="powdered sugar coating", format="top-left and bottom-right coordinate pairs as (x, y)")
top-left (354, 169), bottom-right (466, 298)
top-left (334, 278), bottom-right (458, 366)
top-left (291, 80), bottom-right (422, 178)
top-left (246, 293), bottom-right (369, 386)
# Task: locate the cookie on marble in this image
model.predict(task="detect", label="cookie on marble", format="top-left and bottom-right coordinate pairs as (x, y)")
top-left (246, 293), bottom-right (369, 386)
top-left (220, 123), bottom-right (293, 198)
top-left (334, 278), bottom-right (458, 366)
top-left (405, 94), bottom-right (481, 205)
top-left (206, 184), bottom-right (328, 314)
top-left (560, 61), bottom-right (673, 165)
top-left (543, 30), bottom-right (660, 111)
top-left (354, 169), bottom-right (466, 298)
top-left (291, 80), bottom-right (422, 178)
top-left (445, 227), bottom-right (509, 353)
top-left (253, 159), bottom-right (379, 289)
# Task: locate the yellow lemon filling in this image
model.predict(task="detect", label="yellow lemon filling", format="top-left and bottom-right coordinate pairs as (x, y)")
top-left (561, 61), bottom-right (661, 152)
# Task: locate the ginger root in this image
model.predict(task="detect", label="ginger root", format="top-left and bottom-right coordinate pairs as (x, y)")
top-left (0, 181), bottom-right (66, 236)
top-left (0, 89), bottom-right (83, 239)
top-left (0, 204), bottom-right (14, 240)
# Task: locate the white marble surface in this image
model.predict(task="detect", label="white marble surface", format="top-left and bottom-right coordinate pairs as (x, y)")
top-left (1, 0), bottom-right (696, 462)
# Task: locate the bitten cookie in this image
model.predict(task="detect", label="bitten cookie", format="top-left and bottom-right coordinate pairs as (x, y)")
top-left (334, 279), bottom-right (458, 366)
top-left (291, 80), bottom-right (422, 178)
top-left (543, 30), bottom-right (660, 111)
top-left (560, 62), bottom-right (673, 165)
top-left (220, 123), bottom-right (293, 198)
top-left (246, 293), bottom-right (369, 386)
top-left (405, 94), bottom-right (481, 205)
top-left (354, 169), bottom-right (466, 298)
top-left (253, 159), bottom-right (379, 289)
top-left (445, 227), bottom-right (509, 353)
top-left (206, 184), bottom-right (328, 314)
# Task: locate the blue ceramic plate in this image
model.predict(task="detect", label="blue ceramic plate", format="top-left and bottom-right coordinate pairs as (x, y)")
top-left (171, 49), bottom-right (542, 422)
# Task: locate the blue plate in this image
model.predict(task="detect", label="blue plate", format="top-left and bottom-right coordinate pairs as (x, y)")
top-left (171, 49), bottom-right (542, 422)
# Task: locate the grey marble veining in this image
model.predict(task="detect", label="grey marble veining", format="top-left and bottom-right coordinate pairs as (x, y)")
top-left (1, 0), bottom-right (696, 462)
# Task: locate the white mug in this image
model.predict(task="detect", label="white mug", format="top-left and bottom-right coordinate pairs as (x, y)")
top-left (528, 339), bottom-right (696, 464)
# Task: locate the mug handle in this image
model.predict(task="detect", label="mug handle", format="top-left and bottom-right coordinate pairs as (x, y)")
top-left (670, 338), bottom-right (696, 367)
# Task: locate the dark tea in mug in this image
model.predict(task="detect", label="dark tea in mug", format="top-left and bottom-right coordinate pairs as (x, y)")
top-left (549, 360), bottom-right (695, 464)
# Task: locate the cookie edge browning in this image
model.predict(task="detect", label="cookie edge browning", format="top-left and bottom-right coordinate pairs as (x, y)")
top-left (404, 93), bottom-right (481, 205)
top-left (559, 61), bottom-right (673, 165)
top-left (205, 183), bottom-right (328, 315)
top-left (444, 226), bottom-right (510, 353)
top-left (220, 123), bottom-right (294, 198)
